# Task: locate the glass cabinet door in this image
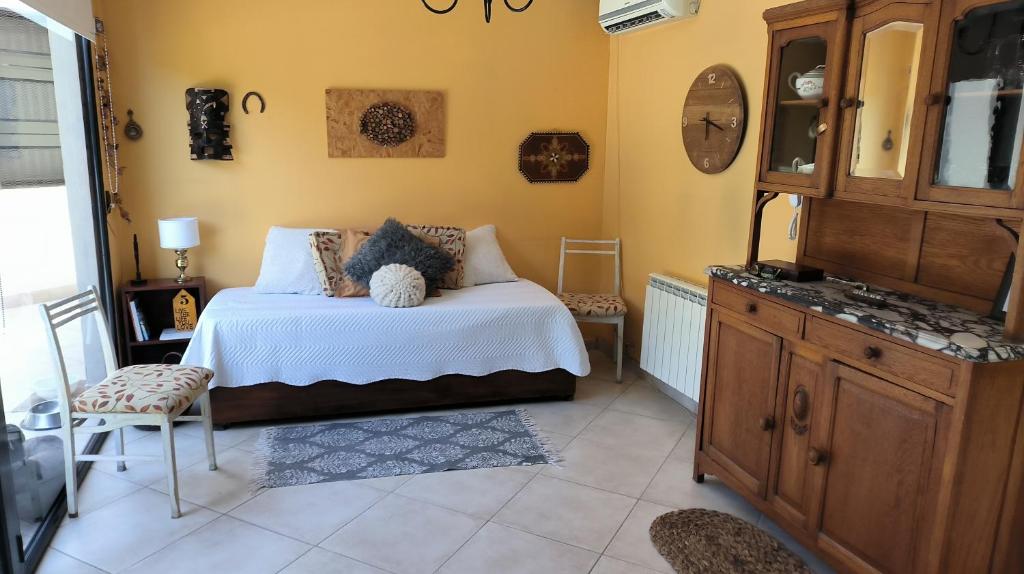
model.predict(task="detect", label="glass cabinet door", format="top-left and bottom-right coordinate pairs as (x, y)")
top-left (836, 3), bottom-right (932, 201)
top-left (759, 16), bottom-right (846, 198)
top-left (919, 0), bottom-right (1024, 209)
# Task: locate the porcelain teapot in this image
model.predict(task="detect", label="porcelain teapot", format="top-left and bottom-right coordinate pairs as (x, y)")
top-left (789, 64), bottom-right (826, 99)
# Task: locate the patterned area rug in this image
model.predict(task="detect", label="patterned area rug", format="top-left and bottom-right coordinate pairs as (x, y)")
top-left (649, 508), bottom-right (811, 574)
top-left (249, 409), bottom-right (560, 490)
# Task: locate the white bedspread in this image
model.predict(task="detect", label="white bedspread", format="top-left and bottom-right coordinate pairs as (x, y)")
top-left (181, 280), bottom-right (591, 388)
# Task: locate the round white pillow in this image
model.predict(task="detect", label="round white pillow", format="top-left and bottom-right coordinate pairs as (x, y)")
top-left (370, 264), bottom-right (426, 308)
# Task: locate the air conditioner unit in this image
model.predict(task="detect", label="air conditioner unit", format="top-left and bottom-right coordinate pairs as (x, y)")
top-left (600, 0), bottom-right (700, 35)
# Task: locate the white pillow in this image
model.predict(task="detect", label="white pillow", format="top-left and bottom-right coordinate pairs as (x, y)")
top-left (463, 225), bottom-right (517, 286)
top-left (254, 226), bottom-right (331, 295)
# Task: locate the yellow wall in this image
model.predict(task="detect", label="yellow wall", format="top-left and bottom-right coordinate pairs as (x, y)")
top-left (95, 0), bottom-right (610, 293)
top-left (603, 1), bottom-right (799, 356)
top-left (98, 0), bottom-right (807, 357)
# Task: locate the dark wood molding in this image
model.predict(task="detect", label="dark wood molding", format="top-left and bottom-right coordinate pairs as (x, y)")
top-left (209, 370), bottom-right (576, 426)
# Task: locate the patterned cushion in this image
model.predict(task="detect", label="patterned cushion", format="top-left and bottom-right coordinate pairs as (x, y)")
top-left (72, 364), bottom-right (213, 415)
top-left (406, 224), bottom-right (466, 289)
top-left (558, 293), bottom-right (627, 318)
top-left (309, 230), bottom-right (371, 297)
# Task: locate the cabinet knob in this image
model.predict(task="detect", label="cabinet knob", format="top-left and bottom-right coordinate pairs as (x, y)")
top-left (863, 346), bottom-right (882, 360)
top-left (808, 448), bottom-right (827, 466)
top-left (758, 416), bottom-right (775, 431)
top-left (839, 98), bottom-right (862, 110)
top-left (746, 302), bottom-right (758, 314)
top-left (924, 93), bottom-right (949, 106)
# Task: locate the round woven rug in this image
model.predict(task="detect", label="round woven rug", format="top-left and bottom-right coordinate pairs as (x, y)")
top-left (649, 509), bottom-right (812, 574)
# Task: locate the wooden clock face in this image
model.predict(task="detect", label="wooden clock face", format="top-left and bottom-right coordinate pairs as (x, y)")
top-left (681, 65), bottom-right (746, 174)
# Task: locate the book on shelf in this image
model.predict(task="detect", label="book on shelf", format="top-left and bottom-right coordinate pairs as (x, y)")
top-left (128, 299), bottom-right (144, 342)
top-left (159, 328), bottom-right (193, 341)
top-left (129, 299), bottom-right (151, 341)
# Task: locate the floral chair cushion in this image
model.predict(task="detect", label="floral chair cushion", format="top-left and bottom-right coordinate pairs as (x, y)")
top-left (558, 293), bottom-right (627, 318)
top-left (406, 224), bottom-right (466, 289)
top-left (72, 364), bottom-right (213, 415)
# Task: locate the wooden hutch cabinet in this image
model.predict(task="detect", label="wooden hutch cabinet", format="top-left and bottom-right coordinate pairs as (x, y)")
top-left (696, 0), bottom-right (1024, 572)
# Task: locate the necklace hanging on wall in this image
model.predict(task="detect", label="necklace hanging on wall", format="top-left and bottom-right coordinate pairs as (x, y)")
top-left (93, 18), bottom-right (131, 222)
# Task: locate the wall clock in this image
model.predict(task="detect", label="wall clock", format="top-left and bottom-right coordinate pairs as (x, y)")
top-left (681, 65), bottom-right (746, 174)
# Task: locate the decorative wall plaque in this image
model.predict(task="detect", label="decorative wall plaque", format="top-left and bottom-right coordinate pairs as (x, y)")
top-left (326, 89), bottom-right (446, 158)
top-left (518, 132), bottom-right (590, 183)
top-left (520, 130), bottom-right (593, 182)
top-left (185, 88), bottom-right (233, 160)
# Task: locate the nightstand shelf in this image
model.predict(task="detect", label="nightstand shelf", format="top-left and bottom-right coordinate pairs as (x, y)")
top-left (121, 277), bottom-right (206, 365)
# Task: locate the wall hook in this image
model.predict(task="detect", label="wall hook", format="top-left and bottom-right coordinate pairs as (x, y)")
top-left (242, 91), bottom-right (265, 114)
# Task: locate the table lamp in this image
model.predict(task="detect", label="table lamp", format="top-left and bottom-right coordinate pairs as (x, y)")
top-left (158, 217), bottom-right (200, 283)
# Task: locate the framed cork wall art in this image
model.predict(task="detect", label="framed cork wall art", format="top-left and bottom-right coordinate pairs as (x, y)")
top-left (326, 89), bottom-right (446, 158)
top-left (519, 132), bottom-right (589, 183)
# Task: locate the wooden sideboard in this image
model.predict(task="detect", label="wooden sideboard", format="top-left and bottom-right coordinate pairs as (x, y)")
top-left (696, 0), bottom-right (1024, 571)
top-left (694, 274), bottom-right (1024, 573)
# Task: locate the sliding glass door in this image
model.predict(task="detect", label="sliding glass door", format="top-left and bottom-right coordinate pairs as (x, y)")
top-left (0, 4), bottom-right (108, 571)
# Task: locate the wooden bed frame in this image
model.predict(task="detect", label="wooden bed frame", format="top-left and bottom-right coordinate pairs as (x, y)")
top-left (209, 369), bottom-right (576, 426)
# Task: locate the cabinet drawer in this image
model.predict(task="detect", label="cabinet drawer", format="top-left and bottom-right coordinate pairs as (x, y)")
top-left (805, 317), bottom-right (957, 396)
top-left (712, 282), bottom-right (803, 337)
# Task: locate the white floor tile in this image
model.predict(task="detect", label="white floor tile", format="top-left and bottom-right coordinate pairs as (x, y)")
top-left (523, 401), bottom-right (603, 436)
top-left (321, 494), bottom-right (483, 574)
top-left (280, 547), bottom-right (389, 574)
top-left (759, 516), bottom-right (837, 574)
top-left (543, 437), bottom-right (668, 497)
top-left (641, 460), bottom-right (760, 524)
top-left (348, 473), bottom-right (413, 492)
top-left (150, 447), bottom-right (255, 513)
top-left (92, 430), bottom-right (214, 486)
top-left (50, 489), bottom-right (218, 573)
top-left (36, 549), bottom-right (105, 574)
top-left (230, 480), bottom-right (384, 544)
top-left (591, 556), bottom-right (663, 574)
top-left (439, 522), bottom-right (598, 574)
top-left (667, 422), bottom-right (697, 462)
top-left (179, 422), bottom-right (264, 449)
top-left (604, 500), bottom-right (676, 573)
top-left (74, 468), bottom-right (142, 515)
top-left (578, 410), bottom-right (688, 457)
top-left (396, 466), bottom-right (531, 519)
top-left (574, 377), bottom-right (627, 408)
top-left (608, 384), bottom-right (691, 421)
top-left (122, 515), bottom-right (309, 574)
top-left (493, 475), bottom-right (635, 553)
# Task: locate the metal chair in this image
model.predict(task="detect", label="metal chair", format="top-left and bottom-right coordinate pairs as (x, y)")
top-left (40, 287), bottom-right (217, 518)
top-left (557, 238), bottom-right (627, 382)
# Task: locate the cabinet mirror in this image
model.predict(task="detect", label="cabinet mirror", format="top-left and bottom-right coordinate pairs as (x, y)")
top-left (850, 22), bottom-right (924, 180)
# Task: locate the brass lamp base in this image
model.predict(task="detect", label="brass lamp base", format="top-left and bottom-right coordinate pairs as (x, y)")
top-left (174, 249), bottom-right (191, 283)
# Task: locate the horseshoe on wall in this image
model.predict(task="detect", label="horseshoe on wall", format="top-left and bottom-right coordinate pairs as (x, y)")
top-left (242, 91), bottom-right (265, 114)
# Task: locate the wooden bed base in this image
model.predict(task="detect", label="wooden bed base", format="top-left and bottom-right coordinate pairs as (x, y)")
top-left (209, 369), bottom-right (576, 426)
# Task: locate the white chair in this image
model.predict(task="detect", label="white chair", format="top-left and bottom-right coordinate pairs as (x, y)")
top-left (557, 238), bottom-right (627, 382)
top-left (40, 287), bottom-right (217, 519)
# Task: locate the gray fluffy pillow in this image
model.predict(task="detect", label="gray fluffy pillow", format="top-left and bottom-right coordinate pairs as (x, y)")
top-left (344, 218), bottom-right (455, 293)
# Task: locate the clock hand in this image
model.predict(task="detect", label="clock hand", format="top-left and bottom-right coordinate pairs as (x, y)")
top-left (703, 112), bottom-right (710, 141)
top-left (706, 117), bottom-right (725, 131)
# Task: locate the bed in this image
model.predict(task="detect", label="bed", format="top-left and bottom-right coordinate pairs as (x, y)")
top-left (180, 279), bottom-right (590, 425)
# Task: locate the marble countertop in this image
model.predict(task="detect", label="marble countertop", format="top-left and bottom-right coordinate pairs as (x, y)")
top-left (707, 265), bottom-right (1024, 363)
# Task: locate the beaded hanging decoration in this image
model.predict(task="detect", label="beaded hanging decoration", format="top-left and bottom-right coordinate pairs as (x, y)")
top-left (93, 18), bottom-right (131, 222)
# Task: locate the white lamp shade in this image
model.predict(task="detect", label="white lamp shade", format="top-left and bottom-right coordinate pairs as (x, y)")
top-left (158, 217), bottom-right (200, 249)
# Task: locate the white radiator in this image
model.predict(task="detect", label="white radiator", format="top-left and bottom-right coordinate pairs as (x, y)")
top-left (640, 273), bottom-right (708, 405)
